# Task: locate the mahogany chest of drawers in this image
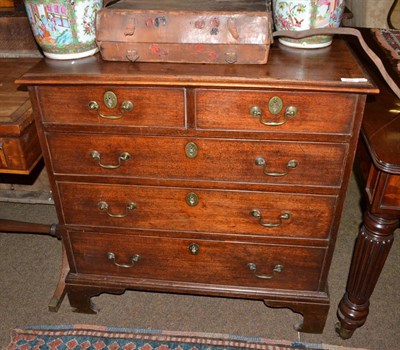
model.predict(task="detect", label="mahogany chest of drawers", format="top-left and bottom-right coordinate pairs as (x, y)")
top-left (18, 39), bottom-right (377, 333)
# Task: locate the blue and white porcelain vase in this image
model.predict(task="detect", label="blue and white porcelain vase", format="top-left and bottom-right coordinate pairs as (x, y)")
top-left (24, 0), bottom-right (103, 59)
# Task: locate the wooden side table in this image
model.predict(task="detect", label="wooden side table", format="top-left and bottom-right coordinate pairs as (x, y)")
top-left (337, 29), bottom-right (400, 339)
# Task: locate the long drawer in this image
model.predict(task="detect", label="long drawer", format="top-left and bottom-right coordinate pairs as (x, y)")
top-left (195, 89), bottom-right (357, 135)
top-left (68, 231), bottom-right (326, 291)
top-left (36, 86), bottom-right (186, 128)
top-left (47, 134), bottom-right (347, 187)
top-left (59, 182), bottom-right (336, 238)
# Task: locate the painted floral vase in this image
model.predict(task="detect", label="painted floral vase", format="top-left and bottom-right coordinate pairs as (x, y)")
top-left (272, 0), bottom-right (345, 48)
top-left (23, 0), bottom-right (103, 59)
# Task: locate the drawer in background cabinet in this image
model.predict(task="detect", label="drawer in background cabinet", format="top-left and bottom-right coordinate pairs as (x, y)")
top-left (36, 86), bottom-right (186, 128)
top-left (195, 89), bottom-right (357, 135)
top-left (58, 182), bottom-right (337, 239)
top-left (47, 134), bottom-right (348, 188)
top-left (68, 231), bottom-right (326, 291)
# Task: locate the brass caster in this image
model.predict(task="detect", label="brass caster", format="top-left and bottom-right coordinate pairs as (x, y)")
top-left (335, 322), bottom-right (354, 340)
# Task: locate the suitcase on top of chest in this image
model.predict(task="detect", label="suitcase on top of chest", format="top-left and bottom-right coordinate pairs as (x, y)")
top-left (95, 0), bottom-right (273, 64)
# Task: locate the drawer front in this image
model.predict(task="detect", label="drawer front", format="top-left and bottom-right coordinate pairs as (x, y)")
top-left (37, 86), bottom-right (186, 128)
top-left (48, 134), bottom-right (347, 187)
top-left (195, 89), bottom-right (357, 135)
top-left (59, 182), bottom-right (336, 238)
top-left (69, 231), bottom-right (325, 291)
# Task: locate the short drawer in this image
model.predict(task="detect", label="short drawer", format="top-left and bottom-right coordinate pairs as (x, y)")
top-left (68, 231), bottom-right (326, 291)
top-left (195, 89), bottom-right (357, 135)
top-left (59, 182), bottom-right (336, 239)
top-left (48, 134), bottom-right (347, 187)
top-left (37, 86), bottom-right (186, 128)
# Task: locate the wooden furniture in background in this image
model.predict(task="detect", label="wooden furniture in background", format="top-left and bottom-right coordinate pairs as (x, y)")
top-left (0, 2), bottom-right (50, 201)
top-left (337, 29), bottom-right (400, 339)
top-left (18, 39), bottom-right (376, 333)
top-left (0, 0), bottom-right (41, 58)
top-left (0, 59), bottom-right (42, 174)
top-left (0, 58), bottom-right (60, 306)
top-left (0, 58), bottom-right (53, 203)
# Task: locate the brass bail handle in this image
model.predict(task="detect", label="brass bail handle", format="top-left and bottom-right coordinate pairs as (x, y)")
top-left (98, 201), bottom-right (137, 218)
top-left (250, 209), bottom-right (291, 228)
top-left (90, 150), bottom-right (131, 169)
top-left (250, 105), bottom-right (297, 126)
top-left (250, 96), bottom-right (297, 127)
top-left (88, 100), bottom-right (134, 119)
top-left (247, 263), bottom-right (284, 279)
top-left (88, 91), bottom-right (134, 120)
top-left (107, 252), bottom-right (141, 268)
top-left (255, 157), bottom-right (298, 177)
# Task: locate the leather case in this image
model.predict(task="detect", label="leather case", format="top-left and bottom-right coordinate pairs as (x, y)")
top-left (95, 0), bottom-right (273, 64)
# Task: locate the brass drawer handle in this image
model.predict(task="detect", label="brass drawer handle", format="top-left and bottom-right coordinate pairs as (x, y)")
top-left (250, 105), bottom-right (297, 126)
top-left (90, 150), bottom-right (131, 169)
top-left (250, 209), bottom-right (291, 228)
top-left (107, 252), bottom-right (141, 268)
top-left (247, 262), bottom-right (284, 279)
top-left (255, 157), bottom-right (298, 177)
top-left (98, 201), bottom-right (137, 218)
top-left (88, 100), bottom-right (134, 120)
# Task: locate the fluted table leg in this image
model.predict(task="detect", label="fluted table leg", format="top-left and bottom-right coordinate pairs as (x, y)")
top-left (336, 211), bottom-right (398, 339)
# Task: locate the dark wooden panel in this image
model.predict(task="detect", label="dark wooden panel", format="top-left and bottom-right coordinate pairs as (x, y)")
top-left (196, 90), bottom-right (357, 135)
top-left (37, 86), bottom-right (186, 128)
top-left (59, 182), bottom-right (337, 239)
top-left (69, 231), bottom-right (325, 291)
top-left (47, 134), bottom-right (348, 188)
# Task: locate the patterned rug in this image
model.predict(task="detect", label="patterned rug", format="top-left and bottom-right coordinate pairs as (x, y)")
top-left (372, 28), bottom-right (400, 72)
top-left (6, 325), bottom-right (368, 350)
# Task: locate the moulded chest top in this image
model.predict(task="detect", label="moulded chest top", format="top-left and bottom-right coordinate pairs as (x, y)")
top-left (17, 39), bottom-right (377, 94)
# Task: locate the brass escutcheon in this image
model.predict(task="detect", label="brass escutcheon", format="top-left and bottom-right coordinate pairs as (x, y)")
top-left (185, 142), bottom-right (198, 158)
top-left (186, 192), bottom-right (199, 207)
top-left (268, 96), bottom-right (283, 115)
top-left (104, 91), bottom-right (118, 109)
top-left (188, 243), bottom-right (200, 255)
